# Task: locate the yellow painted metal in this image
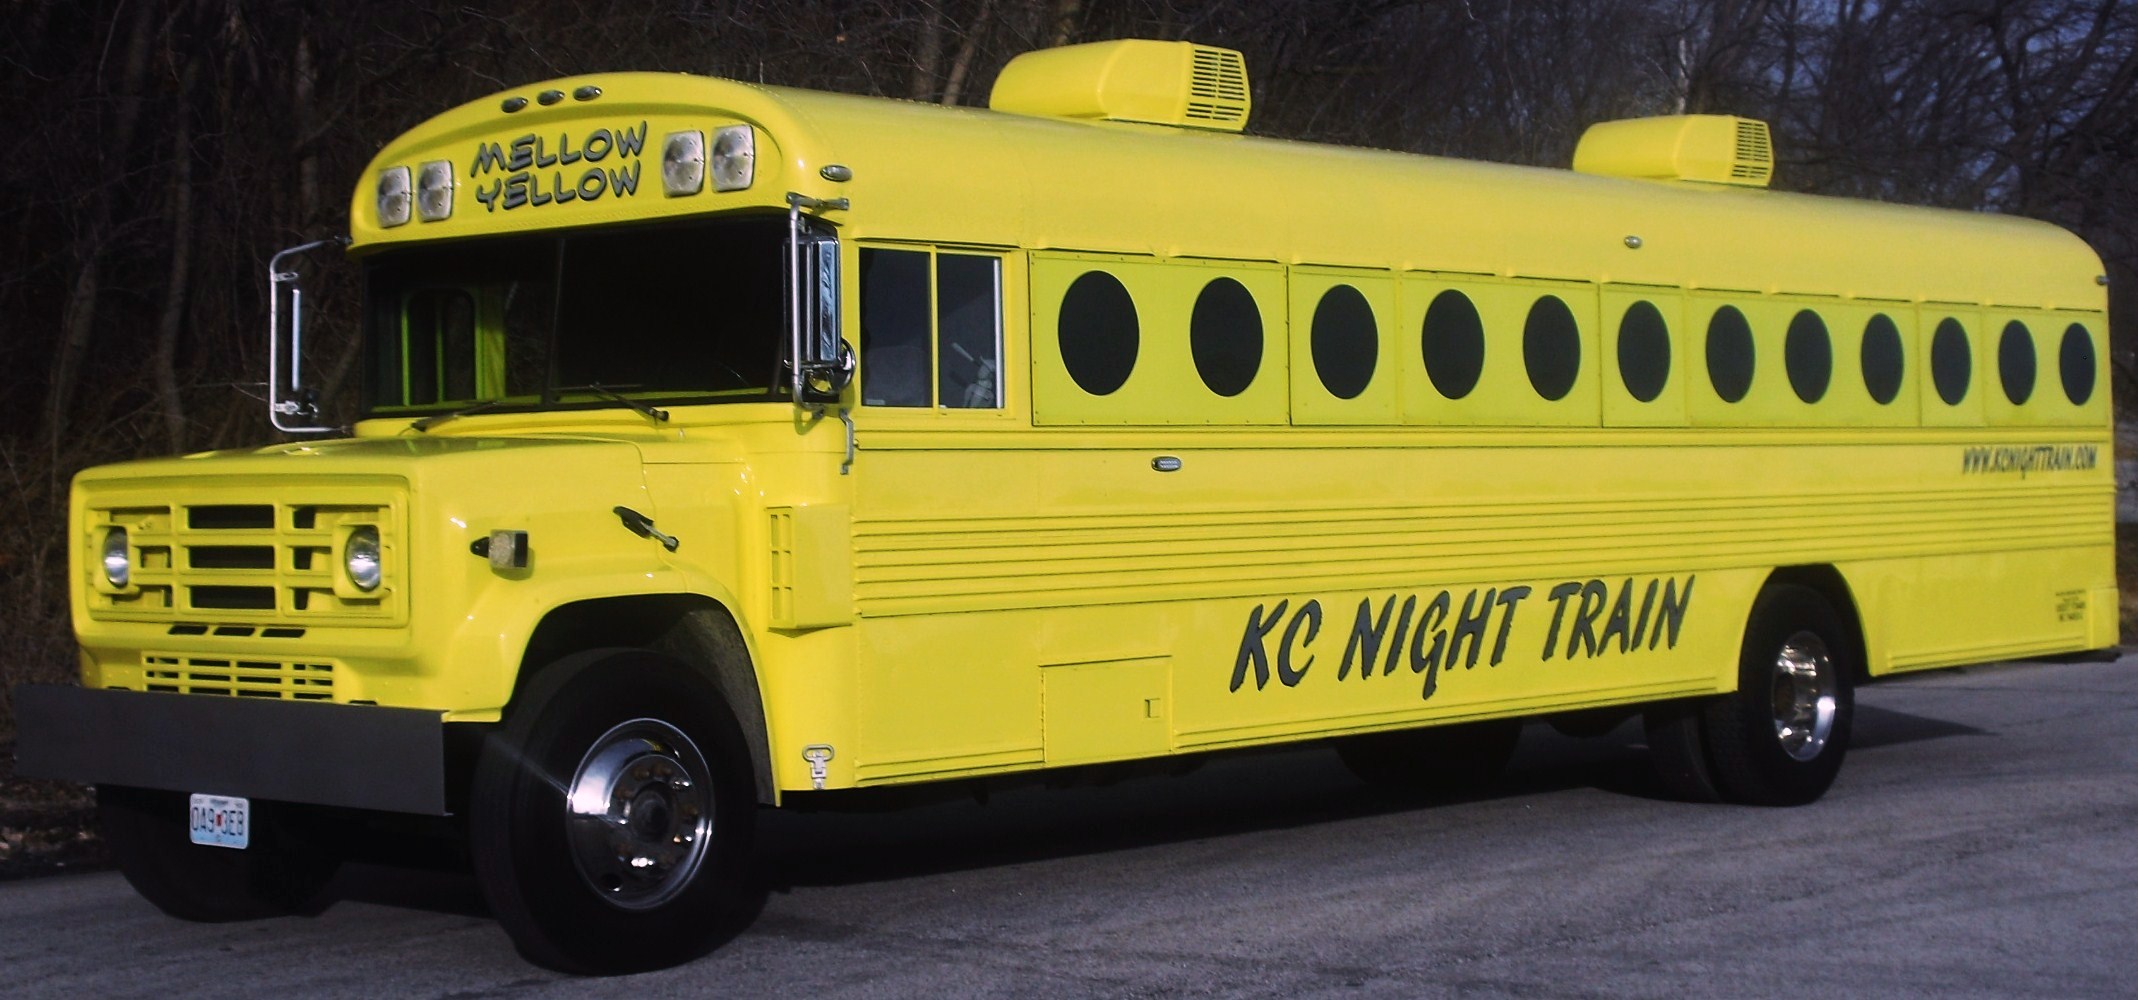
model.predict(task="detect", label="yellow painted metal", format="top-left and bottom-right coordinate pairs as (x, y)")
top-left (1679, 296), bottom-right (1927, 428)
top-left (988, 40), bottom-right (1251, 132)
top-left (72, 430), bottom-right (709, 711)
top-left (1288, 266), bottom-right (1400, 425)
top-left (1573, 115), bottom-right (1774, 188)
top-left (1600, 287), bottom-right (1690, 426)
top-left (1041, 656), bottom-right (1171, 765)
top-left (767, 504), bottom-right (855, 629)
top-left (61, 44), bottom-right (2114, 802)
top-left (1401, 275), bottom-right (1601, 427)
top-left (1030, 252), bottom-right (1288, 425)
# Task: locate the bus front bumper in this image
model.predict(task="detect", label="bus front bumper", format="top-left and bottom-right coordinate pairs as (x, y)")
top-left (11, 685), bottom-right (449, 815)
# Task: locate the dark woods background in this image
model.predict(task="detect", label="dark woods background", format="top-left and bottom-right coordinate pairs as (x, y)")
top-left (2, 0), bottom-right (2135, 731)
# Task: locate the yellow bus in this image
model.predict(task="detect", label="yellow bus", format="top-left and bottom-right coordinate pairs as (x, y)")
top-left (15, 38), bottom-right (2116, 973)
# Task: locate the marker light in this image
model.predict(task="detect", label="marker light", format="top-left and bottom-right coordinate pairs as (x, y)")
top-left (485, 530), bottom-right (529, 570)
top-left (344, 526), bottom-right (382, 592)
top-left (416, 160), bottom-right (454, 221)
top-left (376, 167), bottom-right (412, 227)
top-left (662, 131), bottom-right (705, 196)
top-left (101, 528), bottom-right (130, 588)
top-left (711, 125), bottom-right (755, 192)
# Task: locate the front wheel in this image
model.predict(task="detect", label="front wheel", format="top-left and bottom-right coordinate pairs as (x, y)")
top-left (470, 649), bottom-right (756, 974)
top-left (1698, 584), bottom-right (1856, 806)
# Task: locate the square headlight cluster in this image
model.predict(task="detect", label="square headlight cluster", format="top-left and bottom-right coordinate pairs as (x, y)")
top-left (376, 161), bottom-right (454, 227)
top-left (663, 125), bottom-right (754, 196)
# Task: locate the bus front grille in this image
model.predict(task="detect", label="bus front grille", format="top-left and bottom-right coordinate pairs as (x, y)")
top-left (82, 485), bottom-right (407, 628)
top-left (142, 654), bottom-right (337, 701)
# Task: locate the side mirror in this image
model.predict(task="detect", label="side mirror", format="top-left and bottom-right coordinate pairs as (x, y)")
top-left (266, 235), bottom-right (350, 434)
top-left (793, 230), bottom-right (849, 404)
top-left (787, 192), bottom-right (852, 407)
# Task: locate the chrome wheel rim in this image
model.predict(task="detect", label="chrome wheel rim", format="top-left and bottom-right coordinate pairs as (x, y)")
top-left (1771, 631), bottom-right (1838, 762)
top-left (563, 718), bottom-right (714, 910)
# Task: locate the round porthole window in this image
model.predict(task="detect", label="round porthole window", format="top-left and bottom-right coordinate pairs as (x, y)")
top-left (1998, 320), bottom-right (2035, 405)
top-left (1860, 314), bottom-right (1904, 405)
top-left (1311, 285), bottom-right (1378, 400)
top-left (1421, 290), bottom-right (1485, 400)
top-left (1523, 296), bottom-right (1581, 402)
top-left (1784, 310), bottom-right (1832, 404)
top-left (1931, 318), bottom-right (1970, 406)
top-left (2060, 323), bottom-right (2096, 406)
top-left (1706, 305), bottom-right (1755, 403)
top-left (1617, 301), bottom-right (1671, 403)
top-left (1058, 271), bottom-right (1139, 396)
top-left (1190, 277), bottom-right (1262, 398)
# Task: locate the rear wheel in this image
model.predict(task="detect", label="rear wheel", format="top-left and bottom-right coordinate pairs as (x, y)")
top-left (471, 649), bottom-right (756, 974)
top-left (1652, 584), bottom-right (1855, 806)
top-left (98, 785), bottom-right (340, 921)
top-left (1335, 718), bottom-right (1522, 795)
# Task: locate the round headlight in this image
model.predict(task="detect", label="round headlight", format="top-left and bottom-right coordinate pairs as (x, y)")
top-left (101, 528), bottom-right (130, 588)
top-left (345, 526), bottom-right (382, 592)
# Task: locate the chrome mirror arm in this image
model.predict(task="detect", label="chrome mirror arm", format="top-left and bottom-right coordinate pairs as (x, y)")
top-left (266, 235), bottom-right (351, 434)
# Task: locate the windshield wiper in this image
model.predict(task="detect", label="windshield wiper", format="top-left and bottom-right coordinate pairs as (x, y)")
top-left (554, 383), bottom-right (670, 424)
top-left (409, 384), bottom-right (669, 432)
top-left (407, 399), bottom-right (504, 433)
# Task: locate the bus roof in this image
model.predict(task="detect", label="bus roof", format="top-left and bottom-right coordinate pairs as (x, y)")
top-left (353, 71), bottom-right (2105, 313)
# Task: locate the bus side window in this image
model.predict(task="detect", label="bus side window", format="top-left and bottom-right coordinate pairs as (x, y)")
top-left (938, 254), bottom-right (1002, 409)
top-left (860, 249), bottom-right (931, 406)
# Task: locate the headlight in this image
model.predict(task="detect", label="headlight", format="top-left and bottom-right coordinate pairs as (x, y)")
top-left (101, 528), bottom-right (130, 588)
top-left (662, 130), bottom-right (705, 196)
top-left (344, 526), bottom-right (382, 592)
top-left (711, 125), bottom-right (755, 191)
top-left (376, 166), bottom-right (412, 227)
top-left (416, 160), bottom-right (454, 221)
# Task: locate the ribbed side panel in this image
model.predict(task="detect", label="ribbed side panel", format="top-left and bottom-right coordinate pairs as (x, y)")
top-left (853, 486), bottom-right (2108, 616)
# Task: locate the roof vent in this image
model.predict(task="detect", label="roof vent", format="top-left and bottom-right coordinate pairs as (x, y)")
top-left (988, 40), bottom-right (1250, 132)
top-left (1572, 114), bottom-right (1773, 188)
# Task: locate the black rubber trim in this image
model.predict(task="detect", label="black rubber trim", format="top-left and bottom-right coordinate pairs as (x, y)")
top-left (10, 685), bottom-right (448, 815)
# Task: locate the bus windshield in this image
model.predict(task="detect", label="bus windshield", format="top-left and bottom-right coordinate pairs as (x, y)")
top-left (362, 215), bottom-right (790, 419)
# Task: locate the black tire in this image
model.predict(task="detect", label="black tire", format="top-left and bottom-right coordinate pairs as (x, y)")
top-left (1641, 700), bottom-right (1722, 803)
top-left (98, 785), bottom-right (340, 922)
top-left (1699, 584), bottom-right (1856, 806)
top-left (471, 649), bottom-right (757, 974)
top-left (1335, 718), bottom-right (1522, 795)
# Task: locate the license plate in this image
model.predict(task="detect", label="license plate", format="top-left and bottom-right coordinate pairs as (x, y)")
top-left (188, 794), bottom-right (250, 850)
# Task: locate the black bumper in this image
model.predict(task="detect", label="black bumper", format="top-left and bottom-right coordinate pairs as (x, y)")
top-left (11, 685), bottom-right (449, 815)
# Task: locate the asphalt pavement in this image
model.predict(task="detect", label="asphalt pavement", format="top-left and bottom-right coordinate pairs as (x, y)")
top-left (3, 653), bottom-right (2133, 998)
